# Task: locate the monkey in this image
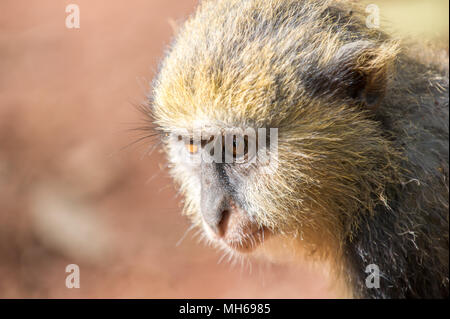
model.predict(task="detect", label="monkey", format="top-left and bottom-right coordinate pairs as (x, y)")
top-left (146, 0), bottom-right (449, 298)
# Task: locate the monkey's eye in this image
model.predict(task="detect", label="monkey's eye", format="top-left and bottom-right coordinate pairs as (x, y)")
top-left (231, 136), bottom-right (248, 159)
top-left (185, 139), bottom-right (199, 154)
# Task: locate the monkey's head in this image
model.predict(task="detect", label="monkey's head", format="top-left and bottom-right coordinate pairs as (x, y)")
top-left (149, 0), bottom-right (401, 258)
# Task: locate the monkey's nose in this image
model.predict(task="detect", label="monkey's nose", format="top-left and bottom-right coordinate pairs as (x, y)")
top-left (199, 162), bottom-right (235, 237)
top-left (216, 209), bottom-right (231, 237)
top-left (202, 206), bottom-right (230, 237)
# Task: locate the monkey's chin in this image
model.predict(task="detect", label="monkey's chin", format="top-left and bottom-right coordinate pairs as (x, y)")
top-left (204, 224), bottom-right (271, 254)
top-left (224, 227), bottom-right (271, 253)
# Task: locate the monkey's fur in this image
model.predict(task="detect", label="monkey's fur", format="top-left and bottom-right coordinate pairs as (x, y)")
top-left (149, 0), bottom-right (449, 298)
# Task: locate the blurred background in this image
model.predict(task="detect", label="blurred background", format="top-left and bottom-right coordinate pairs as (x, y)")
top-left (0, 0), bottom-right (448, 298)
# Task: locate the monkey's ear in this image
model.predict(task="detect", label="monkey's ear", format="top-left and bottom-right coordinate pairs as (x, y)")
top-left (319, 40), bottom-right (399, 109)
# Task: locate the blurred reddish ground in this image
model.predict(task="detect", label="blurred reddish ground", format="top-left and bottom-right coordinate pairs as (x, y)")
top-left (0, 0), bottom-right (335, 298)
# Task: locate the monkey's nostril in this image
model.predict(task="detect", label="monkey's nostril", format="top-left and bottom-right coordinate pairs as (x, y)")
top-left (217, 209), bottom-right (230, 237)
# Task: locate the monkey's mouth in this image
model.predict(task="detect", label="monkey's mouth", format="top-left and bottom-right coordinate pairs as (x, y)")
top-left (203, 202), bottom-right (271, 253)
top-left (223, 225), bottom-right (270, 253)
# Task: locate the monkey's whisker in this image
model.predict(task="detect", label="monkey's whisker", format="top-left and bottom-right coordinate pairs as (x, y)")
top-left (175, 224), bottom-right (197, 247)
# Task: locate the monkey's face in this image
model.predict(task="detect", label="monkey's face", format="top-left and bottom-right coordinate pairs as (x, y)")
top-left (162, 128), bottom-right (279, 253)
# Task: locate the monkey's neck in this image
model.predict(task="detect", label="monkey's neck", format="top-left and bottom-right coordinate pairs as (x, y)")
top-left (343, 204), bottom-right (403, 298)
top-left (344, 56), bottom-right (449, 299)
top-left (255, 234), bottom-right (354, 298)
